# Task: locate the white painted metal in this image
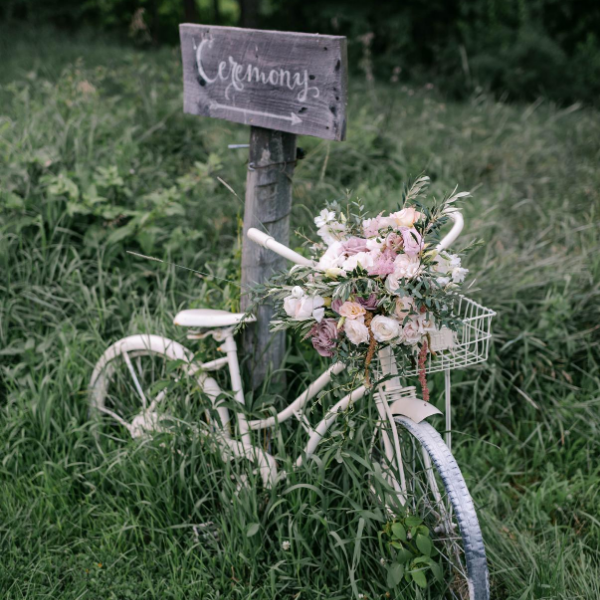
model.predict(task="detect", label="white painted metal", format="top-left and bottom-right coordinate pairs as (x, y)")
top-left (247, 228), bottom-right (316, 267)
top-left (388, 394), bottom-right (443, 422)
top-left (248, 361), bottom-right (345, 430)
top-left (174, 308), bottom-right (256, 328)
top-left (437, 209), bottom-right (464, 251)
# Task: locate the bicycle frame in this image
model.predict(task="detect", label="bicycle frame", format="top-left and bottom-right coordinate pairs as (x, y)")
top-left (188, 327), bottom-right (447, 493)
top-left (184, 209), bottom-right (465, 487)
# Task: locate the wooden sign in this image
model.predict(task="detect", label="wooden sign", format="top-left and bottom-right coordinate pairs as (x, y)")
top-left (179, 24), bottom-right (347, 141)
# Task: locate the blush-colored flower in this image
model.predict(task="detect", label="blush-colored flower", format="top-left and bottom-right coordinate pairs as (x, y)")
top-left (342, 236), bottom-right (369, 255)
top-left (368, 247), bottom-right (396, 276)
top-left (385, 255), bottom-right (422, 293)
top-left (309, 318), bottom-right (339, 357)
top-left (399, 227), bottom-right (423, 256)
top-left (338, 301), bottom-right (366, 320)
top-left (400, 317), bottom-right (422, 345)
top-left (283, 287), bottom-right (325, 321)
top-left (391, 207), bottom-right (421, 228)
top-left (370, 315), bottom-right (400, 342)
top-left (362, 214), bottom-right (384, 238)
top-left (344, 318), bottom-right (370, 345)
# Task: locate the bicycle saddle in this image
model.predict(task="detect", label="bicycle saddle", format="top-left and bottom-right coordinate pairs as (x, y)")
top-left (173, 309), bottom-right (256, 329)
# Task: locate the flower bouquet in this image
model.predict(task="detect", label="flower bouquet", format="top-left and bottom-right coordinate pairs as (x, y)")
top-left (248, 176), bottom-right (473, 395)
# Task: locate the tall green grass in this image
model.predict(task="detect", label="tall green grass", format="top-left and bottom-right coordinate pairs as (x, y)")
top-left (1, 28), bottom-right (599, 599)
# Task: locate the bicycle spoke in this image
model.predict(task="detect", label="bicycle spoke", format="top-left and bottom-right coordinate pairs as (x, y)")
top-left (122, 350), bottom-right (147, 409)
top-left (96, 404), bottom-right (135, 434)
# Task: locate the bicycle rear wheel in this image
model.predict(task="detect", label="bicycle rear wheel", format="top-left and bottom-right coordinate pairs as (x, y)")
top-left (376, 416), bottom-right (489, 599)
top-left (88, 335), bottom-right (223, 441)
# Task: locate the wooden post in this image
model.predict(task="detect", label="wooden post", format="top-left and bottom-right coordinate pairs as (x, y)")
top-left (179, 24), bottom-right (348, 387)
top-left (240, 127), bottom-right (296, 388)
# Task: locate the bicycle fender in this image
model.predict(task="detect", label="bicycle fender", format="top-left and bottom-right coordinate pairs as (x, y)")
top-left (389, 396), bottom-right (442, 423)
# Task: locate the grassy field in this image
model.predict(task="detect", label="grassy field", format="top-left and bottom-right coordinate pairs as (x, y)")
top-left (1, 27), bottom-right (600, 599)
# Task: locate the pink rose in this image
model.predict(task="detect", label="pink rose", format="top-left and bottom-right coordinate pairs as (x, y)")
top-left (399, 227), bottom-right (423, 257)
top-left (331, 298), bottom-right (344, 314)
top-left (357, 294), bottom-right (378, 311)
top-left (338, 301), bottom-right (366, 320)
top-left (384, 232), bottom-right (404, 252)
top-left (342, 237), bottom-right (369, 255)
top-left (391, 207), bottom-right (421, 228)
top-left (309, 318), bottom-right (339, 357)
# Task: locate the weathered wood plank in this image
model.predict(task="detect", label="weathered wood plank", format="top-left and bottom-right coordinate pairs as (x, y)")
top-left (180, 24), bottom-right (347, 141)
top-left (240, 127), bottom-right (296, 387)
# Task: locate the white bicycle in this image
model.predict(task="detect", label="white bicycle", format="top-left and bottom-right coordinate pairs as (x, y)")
top-left (89, 218), bottom-right (495, 599)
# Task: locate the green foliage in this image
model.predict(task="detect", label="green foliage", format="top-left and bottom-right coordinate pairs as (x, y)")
top-left (381, 515), bottom-right (443, 591)
top-left (1, 30), bottom-right (600, 599)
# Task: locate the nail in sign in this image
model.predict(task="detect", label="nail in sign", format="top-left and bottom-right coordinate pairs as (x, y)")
top-left (179, 25), bottom-right (347, 141)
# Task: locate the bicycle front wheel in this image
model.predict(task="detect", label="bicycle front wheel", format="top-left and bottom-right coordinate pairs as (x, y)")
top-left (378, 416), bottom-right (489, 600)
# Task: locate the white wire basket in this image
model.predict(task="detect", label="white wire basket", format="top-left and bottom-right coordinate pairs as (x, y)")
top-left (403, 295), bottom-right (496, 376)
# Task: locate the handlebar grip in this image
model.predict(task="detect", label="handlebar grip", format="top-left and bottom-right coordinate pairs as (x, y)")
top-left (247, 228), bottom-right (315, 267)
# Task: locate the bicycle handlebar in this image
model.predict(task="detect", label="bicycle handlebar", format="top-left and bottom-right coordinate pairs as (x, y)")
top-left (436, 210), bottom-right (464, 251)
top-left (247, 211), bottom-right (464, 266)
top-left (246, 229), bottom-right (315, 267)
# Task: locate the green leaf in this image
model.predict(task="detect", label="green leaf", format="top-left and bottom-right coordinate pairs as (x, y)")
top-left (148, 380), bottom-right (171, 395)
top-left (405, 516), bottom-right (422, 527)
top-left (106, 224), bottom-right (135, 245)
top-left (391, 522), bottom-right (407, 542)
top-left (386, 563), bottom-right (404, 588)
top-left (416, 533), bottom-right (432, 556)
top-left (396, 547), bottom-right (413, 564)
top-left (246, 523), bottom-right (260, 537)
top-left (411, 569), bottom-right (428, 588)
top-left (430, 561), bottom-right (444, 583)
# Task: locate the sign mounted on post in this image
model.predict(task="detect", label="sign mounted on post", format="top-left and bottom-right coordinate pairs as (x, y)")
top-left (179, 24), bottom-right (347, 141)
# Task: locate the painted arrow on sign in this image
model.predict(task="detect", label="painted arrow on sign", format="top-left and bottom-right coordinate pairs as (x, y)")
top-left (210, 102), bottom-right (303, 126)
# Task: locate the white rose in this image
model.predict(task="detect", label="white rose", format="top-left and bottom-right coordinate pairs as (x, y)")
top-left (283, 289), bottom-right (325, 321)
top-left (344, 318), bottom-right (370, 345)
top-left (314, 208), bottom-right (336, 228)
top-left (342, 251), bottom-right (376, 272)
top-left (370, 315), bottom-right (400, 342)
top-left (401, 317), bottom-right (422, 345)
top-left (317, 241), bottom-right (345, 271)
top-left (385, 255), bottom-right (422, 293)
